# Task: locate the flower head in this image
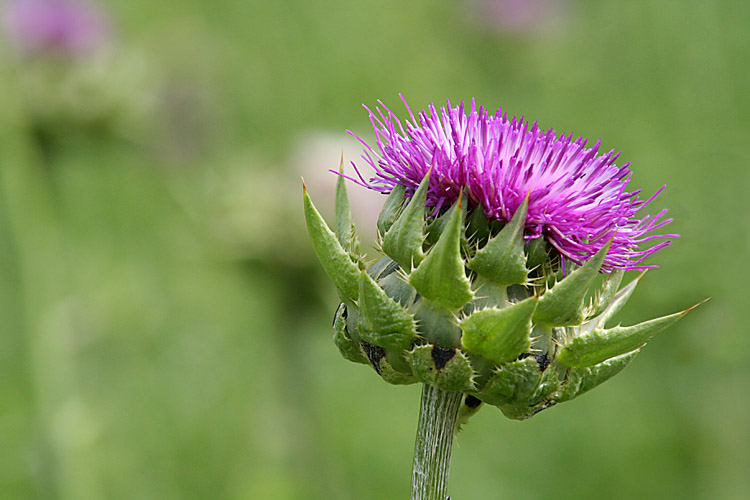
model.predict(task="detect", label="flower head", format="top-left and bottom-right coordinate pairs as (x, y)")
top-left (2, 0), bottom-right (109, 58)
top-left (466, 0), bottom-right (568, 35)
top-left (304, 98), bottom-right (698, 422)
top-left (347, 96), bottom-right (676, 272)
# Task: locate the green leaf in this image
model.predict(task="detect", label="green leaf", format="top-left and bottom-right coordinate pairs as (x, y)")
top-left (382, 174), bottom-right (430, 270)
top-left (558, 308), bottom-right (688, 367)
top-left (533, 239), bottom-right (611, 327)
top-left (468, 197), bottom-right (529, 286)
top-left (357, 270), bottom-right (418, 350)
top-left (460, 296), bottom-right (538, 364)
top-left (303, 183), bottom-right (361, 302)
top-left (377, 184), bottom-right (406, 236)
top-left (335, 157), bottom-right (361, 258)
top-left (409, 198), bottom-right (473, 311)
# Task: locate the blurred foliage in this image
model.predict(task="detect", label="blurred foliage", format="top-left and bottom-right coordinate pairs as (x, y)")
top-left (0, 0), bottom-right (747, 499)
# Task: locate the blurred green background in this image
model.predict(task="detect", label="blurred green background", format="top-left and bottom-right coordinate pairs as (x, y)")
top-left (0, 0), bottom-right (747, 499)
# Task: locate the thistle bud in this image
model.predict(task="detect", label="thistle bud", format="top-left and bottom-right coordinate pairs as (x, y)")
top-left (304, 97), bottom-right (699, 421)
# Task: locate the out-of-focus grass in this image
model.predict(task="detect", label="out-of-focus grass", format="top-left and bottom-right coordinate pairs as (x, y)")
top-left (0, 0), bottom-right (748, 499)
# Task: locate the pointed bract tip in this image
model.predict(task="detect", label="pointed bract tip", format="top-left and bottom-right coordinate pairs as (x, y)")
top-left (302, 177), bottom-right (308, 192)
top-left (682, 297), bottom-right (710, 315)
top-left (635, 270), bottom-right (648, 281)
top-left (339, 152), bottom-right (345, 173)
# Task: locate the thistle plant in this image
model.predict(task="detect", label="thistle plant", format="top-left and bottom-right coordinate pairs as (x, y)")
top-left (303, 97), bottom-right (699, 500)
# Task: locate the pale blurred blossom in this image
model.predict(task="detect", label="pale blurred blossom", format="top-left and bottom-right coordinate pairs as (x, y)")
top-left (2, 0), bottom-right (110, 57)
top-left (289, 131), bottom-right (384, 244)
top-left (465, 0), bottom-right (568, 35)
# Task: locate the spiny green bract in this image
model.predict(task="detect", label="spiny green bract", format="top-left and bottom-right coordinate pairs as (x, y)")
top-left (303, 176), bottom-right (696, 421)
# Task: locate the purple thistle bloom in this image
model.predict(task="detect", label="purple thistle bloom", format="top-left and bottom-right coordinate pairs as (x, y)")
top-left (346, 96), bottom-right (677, 272)
top-left (2, 0), bottom-right (109, 57)
top-left (466, 0), bottom-right (568, 35)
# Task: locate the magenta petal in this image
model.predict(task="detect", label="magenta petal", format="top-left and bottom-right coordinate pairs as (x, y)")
top-left (347, 97), bottom-right (676, 272)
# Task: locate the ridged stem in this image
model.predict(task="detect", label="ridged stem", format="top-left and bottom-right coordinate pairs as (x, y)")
top-left (411, 383), bottom-right (463, 500)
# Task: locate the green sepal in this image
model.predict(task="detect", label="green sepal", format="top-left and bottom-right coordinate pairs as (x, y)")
top-left (424, 207), bottom-right (450, 248)
top-left (385, 348), bottom-right (413, 374)
top-left (558, 309), bottom-right (687, 367)
top-left (529, 367), bottom-right (560, 404)
top-left (588, 269), bottom-right (624, 318)
top-left (474, 357), bottom-right (541, 406)
top-left (460, 296), bottom-right (538, 364)
top-left (379, 356), bottom-right (418, 385)
top-left (470, 354), bottom-right (567, 419)
top-left (587, 272), bottom-right (643, 330)
top-left (457, 395), bottom-right (483, 432)
top-left (498, 403), bottom-right (547, 421)
top-left (408, 344), bottom-right (475, 392)
top-left (409, 198), bottom-right (473, 311)
top-left (382, 174), bottom-right (429, 270)
top-left (335, 158), bottom-right (361, 259)
top-left (367, 256), bottom-right (401, 280)
top-left (463, 352), bottom-right (495, 390)
top-left (533, 239), bottom-right (611, 327)
top-left (359, 341), bottom-right (416, 385)
top-left (498, 368), bottom-right (560, 420)
top-left (357, 270), bottom-right (418, 350)
top-left (425, 198), bottom-right (468, 248)
top-left (378, 269), bottom-right (418, 309)
top-left (332, 303), bottom-right (368, 364)
top-left (303, 184), bottom-right (361, 302)
top-left (525, 237), bottom-right (548, 270)
top-left (470, 277), bottom-right (509, 309)
top-left (468, 197), bottom-right (529, 286)
top-left (555, 350), bottom-right (639, 402)
top-left (366, 257), bottom-right (416, 307)
top-left (413, 299), bottom-right (462, 348)
top-left (465, 203), bottom-right (491, 247)
top-left (377, 184), bottom-right (406, 236)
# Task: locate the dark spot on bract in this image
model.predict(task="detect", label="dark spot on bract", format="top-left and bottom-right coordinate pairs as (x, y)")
top-left (360, 341), bottom-right (385, 374)
top-left (431, 346), bottom-right (456, 370)
top-left (464, 395), bottom-right (482, 408)
top-left (533, 354), bottom-right (550, 372)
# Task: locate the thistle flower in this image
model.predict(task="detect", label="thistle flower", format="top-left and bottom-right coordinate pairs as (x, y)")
top-left (347, 96), bottom-right (676, 272)
top-left (465, 0), bottom-right (568, 35)
top-left (303, 97), bottom-right (699, 500)
top-left (2, 0), bottom-right (109, 58)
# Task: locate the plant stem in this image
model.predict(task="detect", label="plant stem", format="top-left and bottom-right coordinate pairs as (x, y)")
top-left (411, 383), bottom-right (463, 500)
